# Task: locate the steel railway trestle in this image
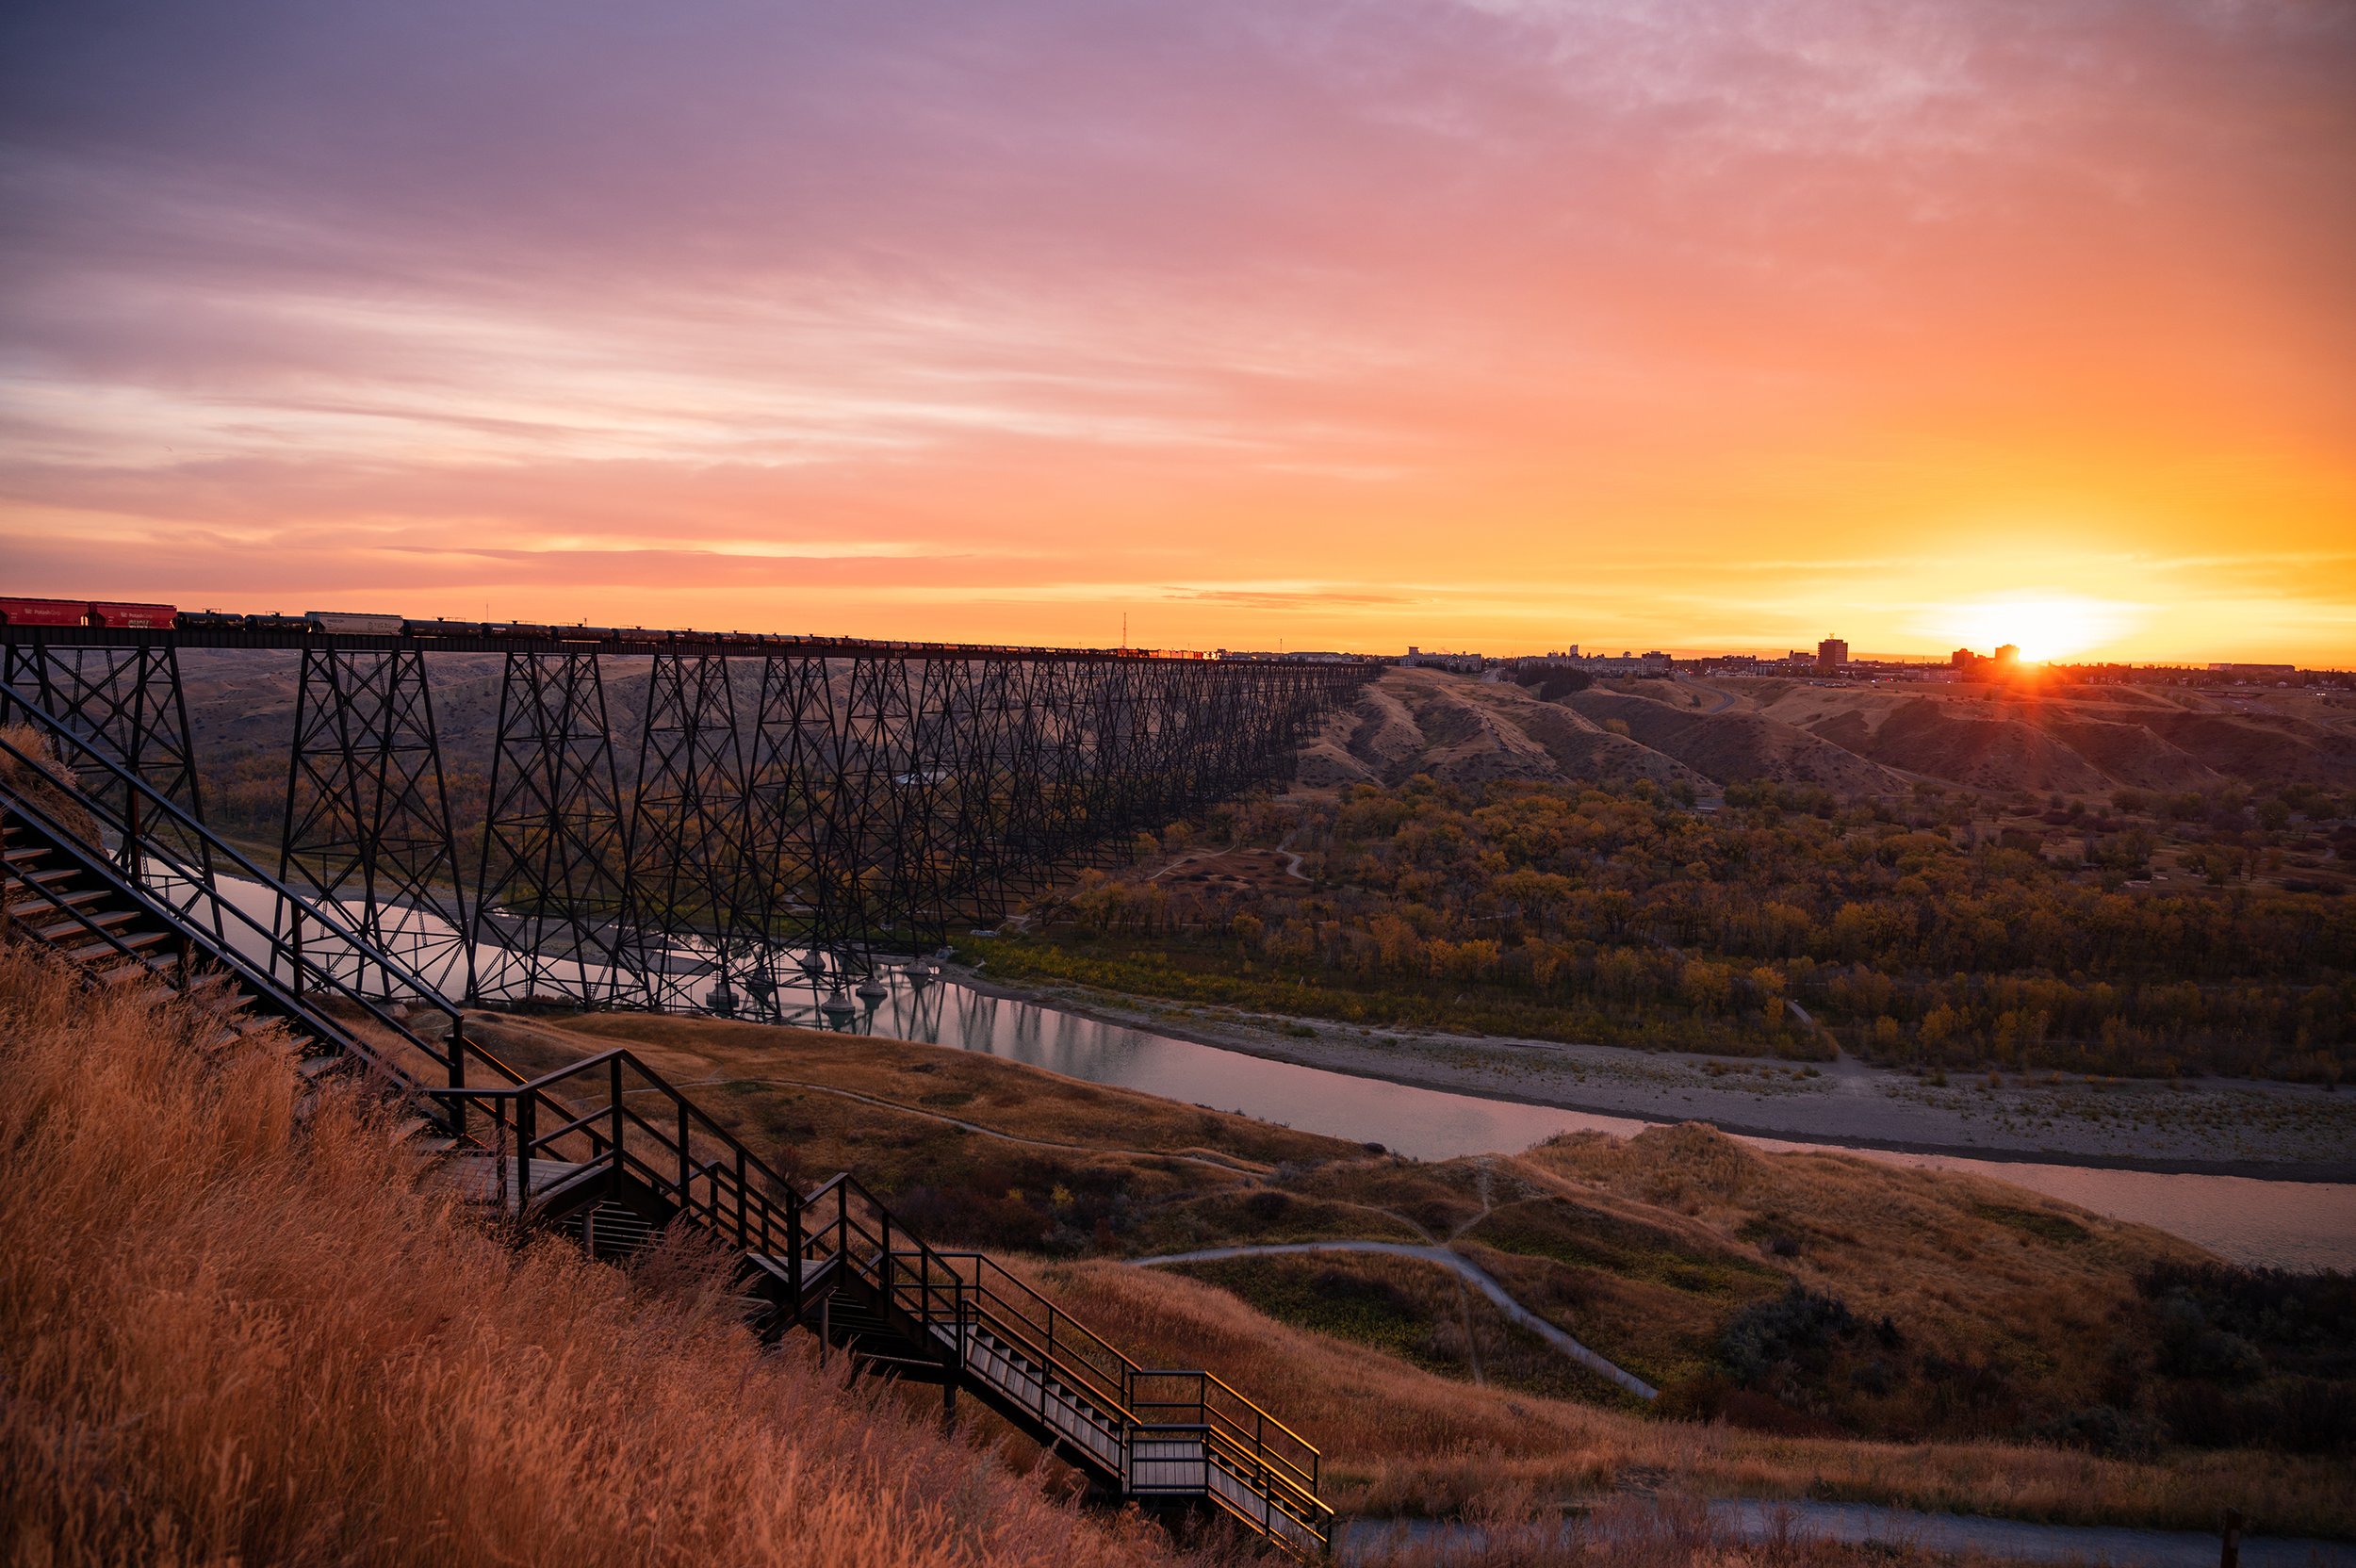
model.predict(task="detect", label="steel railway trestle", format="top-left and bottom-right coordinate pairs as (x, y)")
top-left (2, 622), bottom-right (1375, 1009)
top-left (0, 667), bottom-right (1339, 1555)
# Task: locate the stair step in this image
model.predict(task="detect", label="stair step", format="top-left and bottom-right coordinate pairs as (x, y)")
top-left (4, 846), bottom-right (51, 865)
top-left (6, 889), bottom-right (106, 919)
top-left (62, 930), bottom-right (171, 963)
top-left (297, 1054), bottom-right (348, 1080)
top-left (29, 908), bottom-right (137, 941)
top-left (94, 956), bottom-right (175, 986)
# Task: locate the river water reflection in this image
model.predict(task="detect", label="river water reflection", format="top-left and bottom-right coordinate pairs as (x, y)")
top-left (197, 874), bottom-right (2356, 1270)
top-left (850, 974), bottom-right (2356, 1272)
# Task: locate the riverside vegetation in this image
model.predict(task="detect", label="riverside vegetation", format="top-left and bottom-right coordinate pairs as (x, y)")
top-left (974, 776), bottom-right (2356, 1084)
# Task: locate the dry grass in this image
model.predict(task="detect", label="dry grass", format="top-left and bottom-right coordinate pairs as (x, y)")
top-left (0, 943), bottom-right (1185, 1568)
top-left (476, 1007), bottom-right (1353, 1167)
top-left (1519, 1125), bottom-right (2203, 1406)
top-left (1021, 1259), bottom-right (2355, 1539)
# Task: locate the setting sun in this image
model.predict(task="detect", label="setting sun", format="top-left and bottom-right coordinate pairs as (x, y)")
top-left (1923, 594), bottom-right (2143, 664)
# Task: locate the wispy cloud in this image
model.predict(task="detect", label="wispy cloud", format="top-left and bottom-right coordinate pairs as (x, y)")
top-left (1, 0), bottom-right (2351, 658)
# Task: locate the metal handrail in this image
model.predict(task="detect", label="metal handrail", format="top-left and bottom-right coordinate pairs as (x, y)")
top-left (0, 782), bottom-right (401, 1085)
top-left (0, 710), bottom-right (467, 1076)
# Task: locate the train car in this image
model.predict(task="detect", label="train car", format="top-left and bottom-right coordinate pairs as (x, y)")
top-left (486, 621), bottom-right (557, 639)
top-left (245, 612), bottom-right (310, 632)
top-left (401, 618), bottom-right (483, 638)
top-left (88, 601), bottom-right (178, 629)
top-left (176, 609), bottom-right (248, 629)
top-left (613, 626), bottom-right (673, 645)
top-left (305, 610), bottom-right (405, 636)
top-left (0, 597), bottom-right (98, 627)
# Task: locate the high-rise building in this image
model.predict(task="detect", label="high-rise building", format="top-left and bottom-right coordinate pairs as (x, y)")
top-left (1817, 636), bottom-right (1849, 673)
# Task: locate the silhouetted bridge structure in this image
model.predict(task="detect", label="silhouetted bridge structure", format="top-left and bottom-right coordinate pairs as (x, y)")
top-left (3, 615), bottom-right (1373, 1012)
top-left (0, 633), bottom-right (1349, 1554)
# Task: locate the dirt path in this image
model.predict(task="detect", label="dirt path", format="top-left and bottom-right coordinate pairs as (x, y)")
top-left (1128, 1239), bottom-right (1658, 1398)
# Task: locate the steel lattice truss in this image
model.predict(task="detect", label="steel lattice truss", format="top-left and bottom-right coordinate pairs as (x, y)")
top-left (5, 623), bottom-right (1370, 1013)
top-left (279, 646), bottom-right (473, 999)
top-left (627, 650), bottom-right (760, 1011)
top-left (0, 636), bottom-right (213, 915)
top-left (471, 650), bottom-right (639, 1006)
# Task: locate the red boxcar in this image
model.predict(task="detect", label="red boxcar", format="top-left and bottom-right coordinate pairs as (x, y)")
top-left (0, 597), bottom-right (95, 627)
top-left (89, 601), bottom-right (178, 629)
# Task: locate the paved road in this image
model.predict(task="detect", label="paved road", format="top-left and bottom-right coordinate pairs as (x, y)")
top-left (1339, 1502), bottom-right (2356, 1567)
top-left (1129, 1239), bottom-right (1659, 1398)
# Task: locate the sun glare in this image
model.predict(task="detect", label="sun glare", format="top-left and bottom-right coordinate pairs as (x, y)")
top-left (1926, 594), bottom-right (2140, 664)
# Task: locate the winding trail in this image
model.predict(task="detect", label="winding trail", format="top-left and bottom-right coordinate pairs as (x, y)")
top-left (1129, 1239), bottom-right (1659, 1399)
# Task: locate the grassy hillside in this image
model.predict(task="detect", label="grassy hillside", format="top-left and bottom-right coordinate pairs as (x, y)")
top-left (461, 1007), bottom-right (2356, 1539)
top-left (0, 946), bottom-right (1177, 1568)
top-left (1302, 666), bottom-right (2356, 800)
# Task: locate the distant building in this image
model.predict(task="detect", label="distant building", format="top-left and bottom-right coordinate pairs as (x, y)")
top-left (1993, 644), bottom-right (2021, 666)
top-left (2209, 662), bottom-right (2298, 677)
top-left (1817, 636), bottom-right (1849, 673)
top-left (1571, 649), bottom-right (1669, 678)
top-left (1400, 648), bottom-right (1485, 673)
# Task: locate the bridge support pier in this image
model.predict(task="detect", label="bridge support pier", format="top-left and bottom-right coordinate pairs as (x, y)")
top-left (627, 649), bottom-right (758, 1011)
top-left (0, 633), bottom-right (211, 905)
top-left (278, 645), bottom-right (472, 1001)
top-left (472, 650), bottom-right (639, 1006)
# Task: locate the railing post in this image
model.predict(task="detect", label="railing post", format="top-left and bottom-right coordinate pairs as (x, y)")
top-left (788, 1186), bottom-right (803, 1311)
top-left (516, 1093), bottom-right (536, 1217)
top-left (608, 1054), bottom-right (624, 1179)
top-left (445, 1017), bottom-right (466, 1139)
top-left (734, 1148), bottom-right (747, 1246)
top-left (675, 1102), bottom-right (689, 1208)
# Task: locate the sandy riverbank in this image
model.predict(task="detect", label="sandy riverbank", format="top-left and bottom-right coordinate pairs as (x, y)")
top-left (941, 963), bottom-right (2356, 1182)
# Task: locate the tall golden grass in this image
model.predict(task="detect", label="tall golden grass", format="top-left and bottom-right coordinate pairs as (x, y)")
top-left (0, 943), bottom-right (1179, 1568)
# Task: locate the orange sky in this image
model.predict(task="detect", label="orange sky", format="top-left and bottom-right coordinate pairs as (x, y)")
top-left (3, 1), bottom-right (2352, 662)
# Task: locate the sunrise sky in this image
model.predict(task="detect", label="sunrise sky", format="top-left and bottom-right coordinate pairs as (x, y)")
top-left (3, 1), bottom-right (2352, 662)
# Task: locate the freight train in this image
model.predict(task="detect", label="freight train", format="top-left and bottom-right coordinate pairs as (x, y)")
top-left (0, 598), bottom-right (1210, 659)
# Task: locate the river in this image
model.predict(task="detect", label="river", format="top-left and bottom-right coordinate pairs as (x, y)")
top-left (196, 875), bottom-right (2356, 1270)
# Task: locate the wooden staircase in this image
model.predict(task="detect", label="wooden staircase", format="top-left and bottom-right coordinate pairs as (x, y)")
top-left (0, 713), bottom-right (1333, 1557)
